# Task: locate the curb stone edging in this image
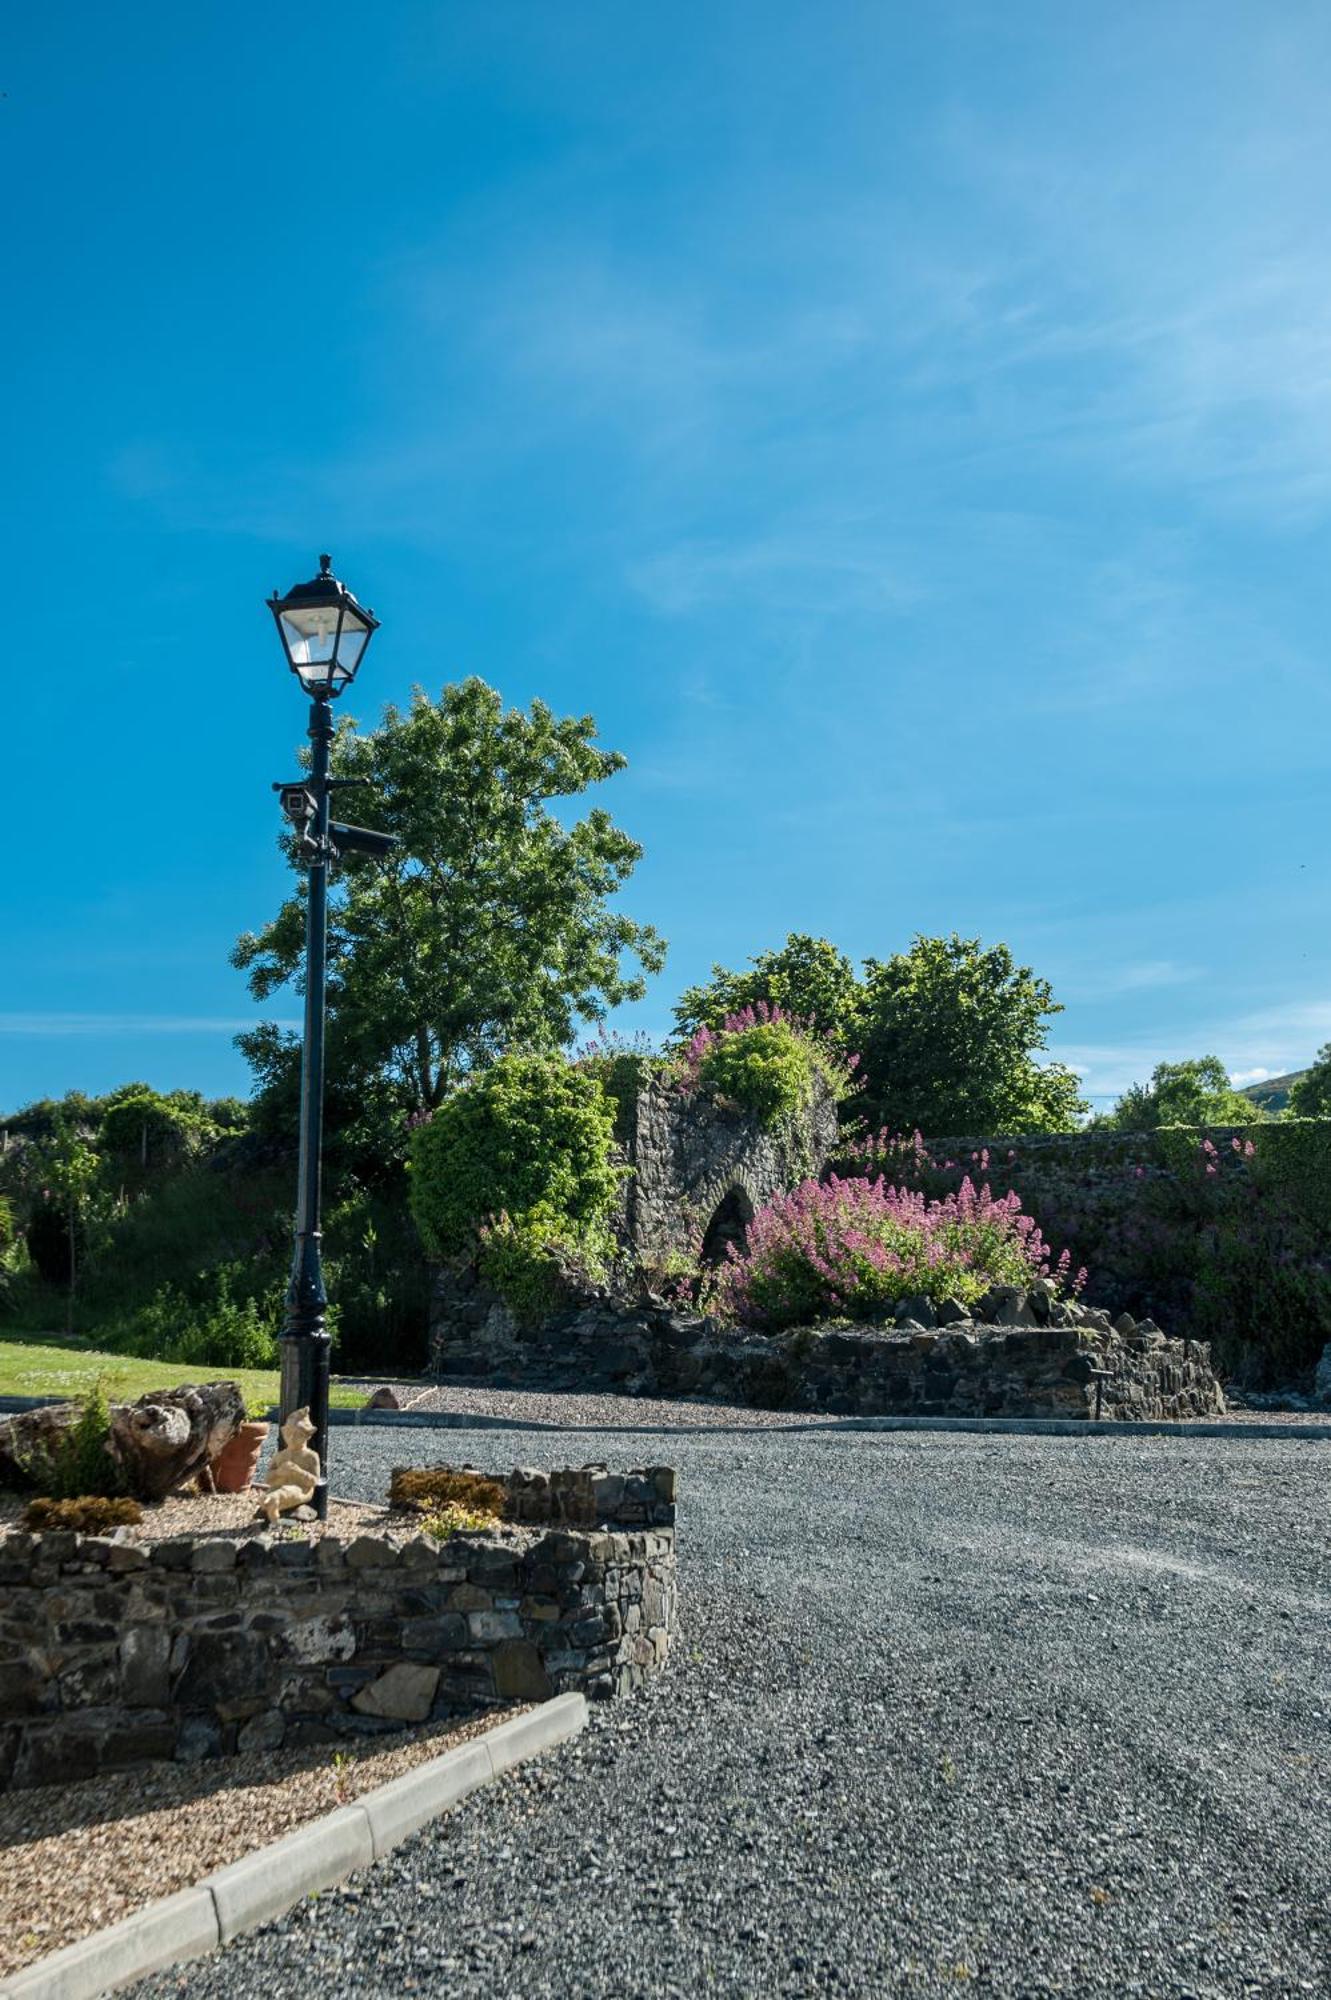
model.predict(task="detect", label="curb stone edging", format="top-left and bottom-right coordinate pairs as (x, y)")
top-left (333, 1406), bottom-right (1331, 1441)
top-left (4, 1394), bottom-right (1327, 1440)
top-left (0, 1693), bottom-right (588, 2000)
top-left (328, 1408), bottom-right (1331, 1441)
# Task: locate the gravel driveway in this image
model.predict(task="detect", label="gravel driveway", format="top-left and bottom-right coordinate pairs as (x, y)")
top-left (132, 1426), bottom-right (1330, 1999)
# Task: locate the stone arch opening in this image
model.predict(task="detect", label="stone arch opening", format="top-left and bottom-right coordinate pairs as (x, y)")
top-left (700, 1185), bottom-right (755, 1266)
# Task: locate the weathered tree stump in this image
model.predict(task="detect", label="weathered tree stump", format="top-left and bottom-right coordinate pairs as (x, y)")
top-left (108, 1383), bottom-right (246, 1499)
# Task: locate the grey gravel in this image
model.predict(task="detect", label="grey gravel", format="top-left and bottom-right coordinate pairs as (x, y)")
top-left (131, 1426), bottom-right (1331, 1998)
top-left (344, 1378), bottom-right (1331, 1433)
top-left (379, 1380), bottom-right (834, 1429)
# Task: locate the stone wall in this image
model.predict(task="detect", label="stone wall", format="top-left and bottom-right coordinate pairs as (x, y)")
top-left (431, 1286), bottom-right (1224, 1422)
top-left (860, 1121), bottom-right (1331, 1385)
top-left (0, 1465), bottom-right (677, 1794)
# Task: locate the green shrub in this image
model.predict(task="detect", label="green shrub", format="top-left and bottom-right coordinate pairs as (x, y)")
top-left (680, 1003), bottom-right (859, 1131)
top-left (408, 1054), bottom-right (620, 1259)
top-left (698, 1020), bottom-right (818, 1125)
top-left (99, 1269), bottom-right (282, 1371)
top-left (477, 1206), bottom-right (612, 1325)
top-left (20, 1382), bottom-right (126, 1499)
top-left (99, 1089), bottom-right (201, 1171)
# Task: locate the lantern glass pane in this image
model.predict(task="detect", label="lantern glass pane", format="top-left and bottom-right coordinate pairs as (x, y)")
top-left (279, 604), bottom-right (341, 670)
top-left (335, 609), bottom-right (371, 677)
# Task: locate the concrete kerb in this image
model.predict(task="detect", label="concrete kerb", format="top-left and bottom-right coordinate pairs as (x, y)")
top-left (4, 1393), bottom-right (1327, 1440)
top-left (0, 1693), bottom-right (588, 2000)
top-left (325, 1406), bottom-right (1331, 1442)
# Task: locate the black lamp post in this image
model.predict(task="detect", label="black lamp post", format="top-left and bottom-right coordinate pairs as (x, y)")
top-left (267, 554), bottom-right (380, 1519)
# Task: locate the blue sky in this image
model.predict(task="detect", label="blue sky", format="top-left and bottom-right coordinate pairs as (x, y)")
top-left (4, 0), bottom-right (1331, 1114)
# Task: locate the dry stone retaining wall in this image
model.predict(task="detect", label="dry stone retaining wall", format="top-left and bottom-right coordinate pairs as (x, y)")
top-left (433, 1287), bottom-right (1224, 1422)
top-left (0, 1465), bottom-right (677, 1794)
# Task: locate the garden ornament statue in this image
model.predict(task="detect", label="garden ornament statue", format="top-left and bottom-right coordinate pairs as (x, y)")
top-left (259, 1406), bottom-right (321, 1523)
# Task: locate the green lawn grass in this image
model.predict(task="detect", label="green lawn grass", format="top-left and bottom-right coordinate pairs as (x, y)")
top-left (0, 1328), bottom-right (367, 1413)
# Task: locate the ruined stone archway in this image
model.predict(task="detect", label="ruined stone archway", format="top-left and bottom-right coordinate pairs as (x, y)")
top-left (699, 1185), bottom-right (755, 1266)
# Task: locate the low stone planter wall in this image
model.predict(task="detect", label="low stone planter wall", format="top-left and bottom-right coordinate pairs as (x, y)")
top-left (432, 1284), bottom-right (1224, 1422)
top-left (0, 1465), bottom-right (677, 1794)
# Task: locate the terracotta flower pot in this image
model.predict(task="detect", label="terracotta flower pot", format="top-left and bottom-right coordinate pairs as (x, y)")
top-left (210, 1420), bottom-right (271, 1493)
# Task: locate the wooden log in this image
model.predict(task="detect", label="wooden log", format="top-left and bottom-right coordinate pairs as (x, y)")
top-left (107, 1382), bottom-right (246, 1499)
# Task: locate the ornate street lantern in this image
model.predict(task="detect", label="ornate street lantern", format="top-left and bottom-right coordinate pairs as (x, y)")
top-left (268, 553), bottom-right (379, 699)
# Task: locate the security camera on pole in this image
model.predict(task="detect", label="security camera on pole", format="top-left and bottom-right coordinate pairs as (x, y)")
top-left (266, 555), bottom-right (394, 1518)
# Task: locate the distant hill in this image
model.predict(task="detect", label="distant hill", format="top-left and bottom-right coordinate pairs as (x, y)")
top-left (1239, 1071), bottom-right (1307, 1114)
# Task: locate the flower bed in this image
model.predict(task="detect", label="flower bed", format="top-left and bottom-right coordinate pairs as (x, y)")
top-left (0, 1465), bottom-right (677, 1794)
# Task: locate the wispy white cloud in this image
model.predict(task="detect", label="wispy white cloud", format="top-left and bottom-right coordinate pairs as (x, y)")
top-left (1056, 997), bottom-right (1331, 1103)
top-left (1061, 960), bottom-right (1204, 1002)
top-left (0, 1015), bottom-right (298, 1036)
top-left (628, 530), bottom-right (919, 618)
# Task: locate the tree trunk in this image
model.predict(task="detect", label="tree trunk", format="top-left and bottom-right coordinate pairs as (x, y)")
top-left (65, 1206), bottom-right (76, 1337)
top-left (108, 1382), bottom-right (247, 1499)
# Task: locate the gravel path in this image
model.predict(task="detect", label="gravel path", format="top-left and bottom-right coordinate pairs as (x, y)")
top-left (131, 1426), bottom-right (1331, 1999)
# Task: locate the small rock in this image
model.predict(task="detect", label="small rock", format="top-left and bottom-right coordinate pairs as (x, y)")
top-left (364, 1386), bottom-right (402, 1411)
top-left (934, 1297), bottom-right (970, 1326)
top-left (352, 1662), bottom-right (441, 1722)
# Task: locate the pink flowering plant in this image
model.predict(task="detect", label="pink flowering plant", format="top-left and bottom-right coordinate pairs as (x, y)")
top-left (716, 1172), bottom-right (1082, 1330)
top-left (679, 1003), bottom-right (860, 1129)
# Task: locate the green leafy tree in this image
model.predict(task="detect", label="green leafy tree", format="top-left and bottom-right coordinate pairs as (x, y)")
top-left (856, 934), bottom-right (1086, 1136)
top-left (99, 1087), bottom-right (205, 1172)
top-left (45, 1119), bottom-right (101, 1332)
top-left (1104, 1056), bottom-right (1268, 1131)
top-left (673, 933), bottom-right (859, 1043)
top-left (233, 679), bottom-right (666, 1120)
top-left (1288, 1046), bottom-right (1331, 1119)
